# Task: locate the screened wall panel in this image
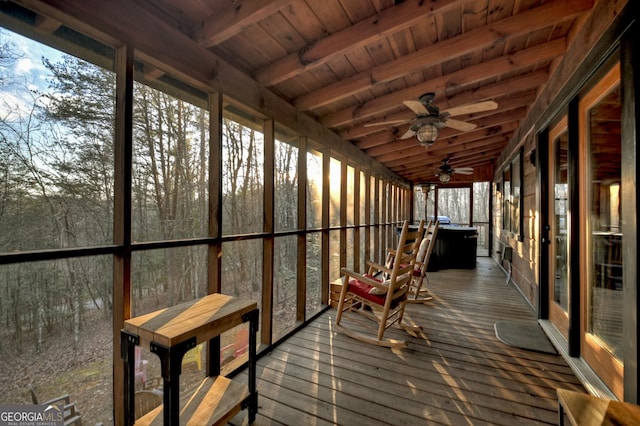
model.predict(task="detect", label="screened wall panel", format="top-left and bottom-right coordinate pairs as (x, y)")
top-left (306, 149), bottom-right (323, 230)
top-left (0, 25), bottom-right (116, 423)
top-left (273, 235), bottom-right (298, 340)
top-left (274, 129), bottom-right (299, 233)
top-left (221, 108), bottom-right (264, 236)
top-left (305, 232), bottom-right (323, 317)
top-left (0, 31), bottom-right (116, 252)
top-left (131, 67), bottom-right (209, 242)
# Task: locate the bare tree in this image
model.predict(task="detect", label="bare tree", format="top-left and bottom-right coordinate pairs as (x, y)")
top-left (132, 82), bottom-right (208, 307)
top-left (222, 118), bottom-right (263, 298)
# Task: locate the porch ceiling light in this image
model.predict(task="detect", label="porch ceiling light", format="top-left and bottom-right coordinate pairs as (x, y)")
top-left (439, 172), bottom-right (451, 183)
top-left (416, 123), bottom-right (439, 146)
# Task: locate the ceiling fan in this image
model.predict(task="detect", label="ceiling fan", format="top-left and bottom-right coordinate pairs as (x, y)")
top-left (364, 92), bottom-right (498, 146)
top-left (436, 158), bottom-right (474, 183)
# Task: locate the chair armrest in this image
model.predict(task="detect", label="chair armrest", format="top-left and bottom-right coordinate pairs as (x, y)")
top-left (341, 267), bottom-right (388, 291)
top-left (220, 343), bottom-right (235, 361)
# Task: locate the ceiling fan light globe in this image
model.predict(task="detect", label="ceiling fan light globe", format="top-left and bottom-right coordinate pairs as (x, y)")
top-left (415, 123), bottom-right (439, 145)
top-left (439, 173), bottom-right (451, 183)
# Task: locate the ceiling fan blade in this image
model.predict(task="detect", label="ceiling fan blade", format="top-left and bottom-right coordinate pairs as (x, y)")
top-left (453, 169), bottom-right (474, 175)
top-left (399, 128), bottom-right (416, 139)
top-left (403, 100), bottom-right (429, 115)
top-left (443, 100), bottom-right (498, 117)
top-left (444, 118), bottom-right (477, 132)
top-left (363, 118), bottom-right (413, 127)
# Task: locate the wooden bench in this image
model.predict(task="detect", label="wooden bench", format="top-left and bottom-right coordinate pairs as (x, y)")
top-left (557, 388), bottom-right (640, 425)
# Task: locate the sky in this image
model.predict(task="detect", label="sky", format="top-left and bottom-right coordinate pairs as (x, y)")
top-left (0, 26), bottom-right (64, 120)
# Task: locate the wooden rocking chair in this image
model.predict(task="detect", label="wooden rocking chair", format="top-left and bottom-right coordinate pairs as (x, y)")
top-left (28, 384), bottom-right (82, 426)
top-left (335, 221), bottom-right (423, 348)
top-left (407, 219), bottom-right (440, 303)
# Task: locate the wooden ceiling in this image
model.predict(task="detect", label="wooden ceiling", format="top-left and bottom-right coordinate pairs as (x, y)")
top-left (145, 0), bottom-right (594, 184)
top-left (13, 0), bottom-right (597, 185)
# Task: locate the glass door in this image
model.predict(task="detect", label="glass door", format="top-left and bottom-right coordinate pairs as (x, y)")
top-left (548, 118), bottom-right (569, 338)
top-left (473, 182), bottom-right (490, 257)
top-left (580, 63), bottom-right (623, 399)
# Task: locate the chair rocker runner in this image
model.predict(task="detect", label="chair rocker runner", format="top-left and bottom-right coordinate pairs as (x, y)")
top-left (407, 219), bottom-right (440, 303)
top-left (335, 221), bottom-right (423, 348)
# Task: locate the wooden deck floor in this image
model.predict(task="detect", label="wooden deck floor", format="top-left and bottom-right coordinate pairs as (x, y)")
top-left (231, 257), bottom-right (585, 425)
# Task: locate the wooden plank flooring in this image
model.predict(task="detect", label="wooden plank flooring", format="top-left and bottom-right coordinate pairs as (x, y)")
top-left (231, 257), bottom-right (585, 425)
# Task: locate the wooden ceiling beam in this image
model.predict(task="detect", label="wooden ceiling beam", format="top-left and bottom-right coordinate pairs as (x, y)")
top-left (255, 0), bottom-right (461, 86)
top-left (355, 130), bottom-right (412, 153)
top-left (321, 64), bottom-right (549, 129)
top-left (294, 0), bottom-right (591, 111)
top-left (444, 146), bottom-right (506, 165)
top-left (433, 133), bottom-right (513, 159)
top-left (142, 64), bottom-right (166, 81)
top-left (34, 14), bottom-right (61, 33)
top-left (191, 0), bottom-right (292, 48)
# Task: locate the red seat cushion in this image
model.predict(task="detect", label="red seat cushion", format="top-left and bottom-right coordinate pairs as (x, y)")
top-left (347, 274), bottom-right (386, 305)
